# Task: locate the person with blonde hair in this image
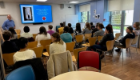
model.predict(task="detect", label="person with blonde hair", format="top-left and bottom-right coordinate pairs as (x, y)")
top-left (83, 22), bottom-right (92, 34)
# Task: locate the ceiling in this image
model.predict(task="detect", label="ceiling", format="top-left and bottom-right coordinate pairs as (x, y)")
top-left (0, 0), bottom-right (92, 4)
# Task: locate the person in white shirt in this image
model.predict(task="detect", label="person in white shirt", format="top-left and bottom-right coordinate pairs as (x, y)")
top-left (35, 26), bottom-right (51, 47)
top-left (21, 26), bottom-right (33, 38)
top-left (50, 33), bottom-right (66, 55)
top-left (13, 37), bottom-right (36, 63)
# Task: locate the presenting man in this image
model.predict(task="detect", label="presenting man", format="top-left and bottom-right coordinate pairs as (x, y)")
top-left (2, 15), bottom-right (15, 30)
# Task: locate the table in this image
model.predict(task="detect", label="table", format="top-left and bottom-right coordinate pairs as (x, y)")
top-left (50, 71), bottom-right (121, 80)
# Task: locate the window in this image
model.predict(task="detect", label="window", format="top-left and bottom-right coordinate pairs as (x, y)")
top-left (81, 11), bottom-right (90, 23)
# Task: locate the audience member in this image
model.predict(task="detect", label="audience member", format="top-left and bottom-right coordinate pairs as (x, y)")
top-left (2, 31), bottom-right (19, 53)
top-left (87, 25), bottom-right (114, 58)
top-left (35, 26), bottom-right (51, 47)
top-left (115, 26), bottom-right (135, 52)
top-left (90, 22), bottom-right (95, 30)
top-left (104, 24), bottom-right (113, 35)
top-left (68, 23), bottom-right (74, 34)
top-left (60, 27), bottom-right (72, 43)
top-left (91, 23), bottom-right (100, 37)
top-left (83, 22), bottom-right (92, 34)
top-left (13, 37), bottom-right (36, 63)
top-left (47, 25), bottom-right (55, 35)
top-left (9, 27), bottom-right (17, 40)
top-left (74, 23), bottom-right (82, 37)
top-left (21, 26), bottom-right (33, 38)
top-left (93, 23), bottom-right (104, 37)
top-left (50, 33), bottom-right (66, 55)
top-left (58, 23), bottom-right (64, 34)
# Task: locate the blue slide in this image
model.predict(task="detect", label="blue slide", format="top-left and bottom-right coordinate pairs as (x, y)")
top-left (20, 4), bottom-right (53, 24)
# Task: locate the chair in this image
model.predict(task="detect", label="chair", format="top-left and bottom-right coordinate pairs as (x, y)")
top-left (66, 42), bottom-right (75, 52)
top-left (5, 65), bottom-right (35, 80)
top-left (33, 34), bottom-right (37, 40)
top-left (15, 29), bottom-right (21, 35)
top-left (73, 47), bottom-right (87, 61)
top-left (31, 46), bottom-right (43, 58)
top-left (82, 37), bottom-right (96, 47)
top-left (131, 36), bottom-right (139, 54)
top-left (71, 33), bottom-right (74, 37)
top-left (116, 39), bottom-right (133, 65)
top-left (40, 39), bottom-right (52, 49)
top-left (115, 33), bottom-right (121, 40)
top-left (27, 41), bottom-right (38, 49)
top-left (17, 34), bottom-right (20, 39)
top-left (77, 51), bottom-right (101, 71)
top-left (3, 53), bottom-right (15, 66)
top-left (43, 45), bottom-right (50, 56)
top-left (84, 33), bottom-right (92, 40)
top-left (75, 35), bottom-right (83, 43)
top-left (98, 36), bottom-right (103, 42)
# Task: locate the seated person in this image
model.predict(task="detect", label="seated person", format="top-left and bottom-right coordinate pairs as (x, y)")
top-left (90, 22), bottom-right (95, 30)
top-left (50, 33), bottom-right (66, 55)
top-left (83, 22), bottom-right (92, 34)
top-left (115, 26), bottom-right (135, 52)
top-left (58, 23), bottom-right (64, 34)
top-left (47, 25), bottom-right (55, 35)
top-left (91, 23), bottom-right (99, 37)
top-left (68, 23), bottom-right (74, 34)
top-left (74, 23), bottom-right (83, 37)
top-left (21, 26), bottom-right (33, 38)
top-left (87, 25), bottom-right (114, 58)
top-left (13, 37), bottom-right (36, 63)
top-left (60, 27), bottom-right (72, 43)
top-left (9, 27), bottom-right (17, 40)
top-left (35, 26), bottom-right (51, 47)
top-left (93, 23), bottom-right (104, 37)
top-left (2, 31), bottom-right (19, 54)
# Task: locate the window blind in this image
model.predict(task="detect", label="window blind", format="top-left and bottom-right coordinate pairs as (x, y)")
top-left (80, 4), bottom-right (90, 12)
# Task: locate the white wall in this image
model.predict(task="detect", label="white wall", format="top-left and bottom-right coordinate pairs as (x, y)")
top-left (0, 2), bottom-right (75, 33)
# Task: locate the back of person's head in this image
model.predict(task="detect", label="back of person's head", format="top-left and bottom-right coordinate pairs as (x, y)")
top-left (68, 23), bottom-right (71, 28)
top-left (24, 26), bottom-right (30, 33)
top-left (90, 22), bottom-right (93, 26)
top-left (86, 22), bottom-right (91, 30)
top-left (48, 25), bottom-right (53, 30)
top-left (18, 37), bottom-right (28, 49)
top-left (96, 23), bottom-right (100, 28)
top-left (106, 24), bottom-right (113, 33)
top-left (3, 31), bottom-right (11, 41)
top-left (64, 26), bottom-right (69, 33)
top-left (76, 23), bottom-right (82, 33)
top-left (127, 26), bottom-right (133, 33)
top-left (134, 22), bottom-right (140, 30)
top-left (52, 33), bottom-right (63, 45)
top-left (60, 23), bottom-right (64, 27)
top-left (39, 26), bottom-right (47, 35)
top-left (9, 27), bottom-right (16, 37)
top-left (98, 23), bottom-right (104, 29)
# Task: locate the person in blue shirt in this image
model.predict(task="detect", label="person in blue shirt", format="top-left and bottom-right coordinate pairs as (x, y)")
top-left (2, 15), bottom-right (15, 30)
top-left (60, 26), bottom-right (72, 43)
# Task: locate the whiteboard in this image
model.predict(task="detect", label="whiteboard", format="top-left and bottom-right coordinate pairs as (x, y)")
top-left (65, 15), bottom-right (78, 30)
top-left (0, 15), bottom-right (7, 27)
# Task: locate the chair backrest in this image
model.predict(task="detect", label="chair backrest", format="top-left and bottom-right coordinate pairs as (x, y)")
top-left (5, 65), bottom-right (35, 80)
top-left (84, 34), bottom-right (92, 40)
top-left (40, 39), bottom-right (52, 49)
top-left (46, 45), bottom-right (50, 55)
top-left (31, 46), bottom-right (43, 58)
top-left (3, 53), bottom-right (15, 66)
top-left (115, 33), bottom-right (121, 40)
top-left (66, 42), bottom-right (75, 52)
top-left (126, 38), bottom-right (133, 48)
top-left (132, 36), bottom-right (139, 45)
top-left (71, 33), bottom-right (74, 37)
top-left (75, 35), bottom-right (83, 43)
top-left (73, 47), bottom-right (87, 61)
top-left (77, 51), bottom-right (101, 70)
top-left (27, 41), bottom-right (38, 49)
top-left (88, 37), bottom-right (97, 46)
top-left (98, 36), bottom-right (103, 42)
top-left (15, 29), bottom-right (21, 35)
top-left (106, 40), bottom-right (115, 51)
top-left (33, 34), bottom-right (37, 40)
top-left (17, 34), bottom-right (20, 39)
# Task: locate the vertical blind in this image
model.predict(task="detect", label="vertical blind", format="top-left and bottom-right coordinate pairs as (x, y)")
top-left (80, 4), bottom-right (90, 12)
top-left (108, 0), bottom-right (134, 11)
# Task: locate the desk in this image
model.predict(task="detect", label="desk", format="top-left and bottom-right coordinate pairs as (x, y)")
top-left (50, 71), bottom-right (121, 80)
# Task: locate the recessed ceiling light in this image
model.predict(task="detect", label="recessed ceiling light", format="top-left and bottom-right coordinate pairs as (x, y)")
top-left (69, 1), bottom-right (79, 4)
top-left (37, 0), bottom-right (47, 2)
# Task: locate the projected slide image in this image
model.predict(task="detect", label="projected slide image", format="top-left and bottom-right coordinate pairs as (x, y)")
top-left (23, 7), bottom-right (33, 21)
